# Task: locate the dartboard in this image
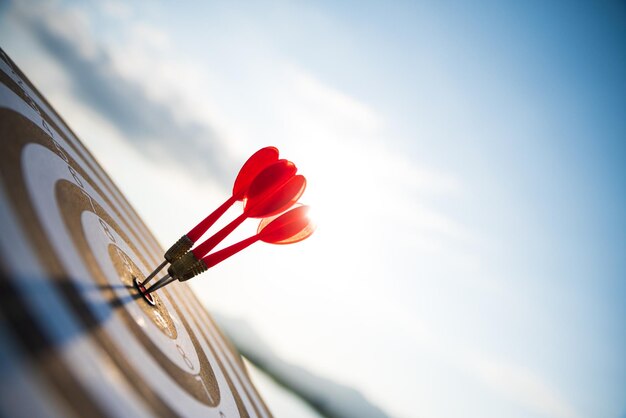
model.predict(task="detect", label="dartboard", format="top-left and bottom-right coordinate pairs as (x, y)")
top-left (0, 49), bottom-right (271, 418)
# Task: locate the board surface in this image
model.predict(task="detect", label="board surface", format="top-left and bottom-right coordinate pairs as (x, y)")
top-left (0, 48), bottom-right (271, 418)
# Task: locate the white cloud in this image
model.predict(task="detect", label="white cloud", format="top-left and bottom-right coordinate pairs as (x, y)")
top-left (472, 358), bottom-right (579, 418)
top-left (129, 22), bottom-right (172, 51)
top-left (99, 0), bottom-right (132, 21)
top-left (10, 0), bottom-right (237, 182)
top-left (14, 0), bottom-right (98, 60)
top-left (291, 68), bottom-right (383, 134)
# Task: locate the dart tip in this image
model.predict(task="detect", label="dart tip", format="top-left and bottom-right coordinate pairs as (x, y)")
top-left (144, 274), bottom-right (177, 295)
top-left (142, 260), bottom-right (169, 285)
top-left (133, 277), bottom-right (156, 306)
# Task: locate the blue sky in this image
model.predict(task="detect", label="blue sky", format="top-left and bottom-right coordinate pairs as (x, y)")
top-left (1, 1), bottom-right (625, 417)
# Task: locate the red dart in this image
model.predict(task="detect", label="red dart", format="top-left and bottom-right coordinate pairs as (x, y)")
top-left (143, 146), bottom-right (279, 284)
top-left (162, 161), bottom-right (306, 282)
top-left (144, 205), bottom-right (314, 293)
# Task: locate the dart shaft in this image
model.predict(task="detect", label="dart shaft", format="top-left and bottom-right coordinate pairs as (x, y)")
top-left (202, 235), bottom-right (260, 269)
top-left (192, 212), bottom-right (248, 259)
top-left (143, 260), bottom-right (168, 285)
top-left (145, 273), bottom-right (177, 294)
top-left (186, 195), bottom-right (238, 242)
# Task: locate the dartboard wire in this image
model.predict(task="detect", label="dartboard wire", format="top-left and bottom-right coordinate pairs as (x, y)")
top-left (189, 291), bottom-right (270, 418)
top-left (193, 292), bottom-right (272, 418)
top-left (165, 284), bottom-right (255, 418)
top-left (190, 295), bottom-right (272, 418)
top-left (0, 52), bottom-right (161, 256)
top-left (174, 285), bottom-right (271, 418)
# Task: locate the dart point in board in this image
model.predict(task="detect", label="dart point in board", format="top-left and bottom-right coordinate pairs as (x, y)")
top-left (134, 277), bottom-right (156, 306)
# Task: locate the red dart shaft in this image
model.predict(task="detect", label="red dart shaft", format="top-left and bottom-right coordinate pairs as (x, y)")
top-left (202, 235), bottom-right (260, 269)
top-left (191, 212), bottom-right (248, 258)
top-left (186, 194), bottom-right (239, 242)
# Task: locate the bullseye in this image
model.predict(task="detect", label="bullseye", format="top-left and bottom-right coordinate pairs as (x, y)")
top-left (134, 277), bottom-right (156, 306)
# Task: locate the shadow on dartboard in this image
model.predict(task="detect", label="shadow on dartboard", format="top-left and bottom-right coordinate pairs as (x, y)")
top-left (0, 48), bottom-right (271, 417)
